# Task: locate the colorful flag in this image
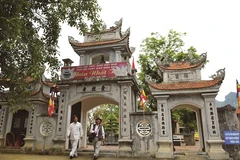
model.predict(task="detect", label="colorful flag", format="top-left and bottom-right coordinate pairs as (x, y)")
top-left (236, 80), bottom-right (240, 113)
top-left (48, 87), bottom-right (55, 117)
top-left (131, 57), bottom-right (135, 69)
top-left (140, 89), bottom-right (147, 109)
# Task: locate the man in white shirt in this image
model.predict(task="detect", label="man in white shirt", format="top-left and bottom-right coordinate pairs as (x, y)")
top-left (67, 115), bottom-right (83, 159)
top-left (90, 117), bottom-right (105, 160)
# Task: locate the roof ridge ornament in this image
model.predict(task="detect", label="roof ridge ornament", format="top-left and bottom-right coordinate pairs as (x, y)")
top-left (122, 27), bottom-right (131, 37)
top-left (209, 68), bottom-right (225, 79)
top-left (68, 36), bottom-right (80, 43)
top-left (145, 75), bottom-right (157, 84)
top-left (114, 18), bottom-right (123, 26)
top-left (155, 54), bottom-right (170, 67)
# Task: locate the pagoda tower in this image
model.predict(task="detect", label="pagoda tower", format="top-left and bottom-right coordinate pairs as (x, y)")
top-left (56, 19), bottom-right (139, 157)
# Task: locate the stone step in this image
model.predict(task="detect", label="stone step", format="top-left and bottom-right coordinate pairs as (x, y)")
top-left (174, 152), bottom-right (209, 160)
top-left (64, 149), bottom-right (117, 158)
top-left (0, 148), bottom-right (22, 154)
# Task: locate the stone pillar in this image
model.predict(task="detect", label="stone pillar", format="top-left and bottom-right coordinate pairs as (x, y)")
top-left (155, 95), bottom-right (174, 159)
top-left (79, 53), bottom-right (85, 65)
top-left (81, 105), bottom-right (88, 148)
top-left (113, 47), bottom-right (122, 62)
top-left (52, 85), bottom-right (70, 152)
top-left (117, 81), bottom-right (133, 157)
top-left (0, 104), bottom-right (7, 147)
top-left (201, 93), bottom-right (229, 160)
top-left (22, 107), bottom-right (36, 152)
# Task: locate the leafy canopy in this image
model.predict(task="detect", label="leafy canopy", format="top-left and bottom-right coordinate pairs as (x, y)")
top-left (0, 0), bottom-right (103, 110)
top-left (87, 104), bottom-right (119, 134)
top-left (138, 30), bottom-right (202, 110)
top-left (172, 108), bottom-right (197, 133)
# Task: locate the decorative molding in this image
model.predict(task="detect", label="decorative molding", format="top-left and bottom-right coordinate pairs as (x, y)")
top-left (40, 120), bottom-right (53, 137)
top-left (136, 121), bottom-right (152, 137)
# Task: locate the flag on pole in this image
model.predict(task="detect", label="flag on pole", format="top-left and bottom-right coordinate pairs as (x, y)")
top-left (140, 89), bottom-right (147, 109)
top-left (48, 87), bottom-right (55, 117)
top-left (131, 57), bottom-right (135, 69)
top-left (236, 80), bottom-right (240, 114)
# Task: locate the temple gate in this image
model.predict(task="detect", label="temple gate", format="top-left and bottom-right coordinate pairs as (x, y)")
top-left (145, 54), bottom-right (229, 159)
top-left (54, 19), bottom-right (139, 157)
top-left (0, 19), bottom-right (230, 160)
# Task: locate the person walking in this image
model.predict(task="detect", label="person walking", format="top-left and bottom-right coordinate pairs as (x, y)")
top-left (89, 117), bottom-right (105, 160)
top-left (67, 115), bottom-right (83, 159)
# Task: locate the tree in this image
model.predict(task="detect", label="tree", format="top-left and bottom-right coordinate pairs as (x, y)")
top-left (87, 104), bottom-right (119, 134)
top-left (138, 30), bottom-right (202, 110)
top-left (172, 108), bottom-right (197, 133)
top-left (0, 0), bottom-right (103, 110)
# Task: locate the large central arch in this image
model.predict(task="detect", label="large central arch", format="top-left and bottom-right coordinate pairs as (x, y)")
top-left (65, 94), bottom-right (119, 149)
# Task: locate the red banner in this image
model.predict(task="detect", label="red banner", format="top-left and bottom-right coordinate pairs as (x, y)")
top-left (61, 62), bottom-right (128, 80)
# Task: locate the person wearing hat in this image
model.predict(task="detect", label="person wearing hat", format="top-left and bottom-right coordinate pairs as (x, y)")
top-left (89, 117), bottom-right (105, 160)
top-left (67, 115), bottom-right (83, 159)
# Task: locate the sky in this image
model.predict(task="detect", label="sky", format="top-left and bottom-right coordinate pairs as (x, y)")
top-left (58, 0), bottom-right (240, 101)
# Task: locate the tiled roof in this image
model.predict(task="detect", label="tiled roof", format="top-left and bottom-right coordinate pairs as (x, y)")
top-left (159, 61), bottom-right (203, 70)
top-left (149, 78), bottom-right (223, 90)
top-left (70, 39), bottom-right (120, 47)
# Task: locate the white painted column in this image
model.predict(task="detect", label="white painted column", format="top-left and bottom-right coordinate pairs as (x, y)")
top-left (80, 105), bottom-right (88, 148)
top-left (113, 47), bottom-right (122, 62)
top-left (201, 93), bottom-right (229, 160)
top-left (53, 85), bottom-right (70, 151)
top-left (117, 81), bottom-right (134, 157)
top-left (155, 95), bottom-right (174, 159)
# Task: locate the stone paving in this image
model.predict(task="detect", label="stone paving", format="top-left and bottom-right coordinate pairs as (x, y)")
top-left (0, 143), bottom-right (208, 160)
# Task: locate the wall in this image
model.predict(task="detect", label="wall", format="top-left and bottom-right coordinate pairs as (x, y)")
top-left (217, 104), bottom-right (240, 160)
top-left (130, 112), bottom-right (158, 157)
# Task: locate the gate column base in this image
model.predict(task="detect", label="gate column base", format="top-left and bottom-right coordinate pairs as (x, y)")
top-left (207, 140), bottom-right (229, 160)
top-left (0, 136), bottom-right (4, 147)
top-left (117, 139), bottom-right (133, 157)
top-left (51, 138), bottom-right (65, 154)
top-left (156, 140), bottom-right (174, 159)
top-left (22, 137), bottom-right (36, 153)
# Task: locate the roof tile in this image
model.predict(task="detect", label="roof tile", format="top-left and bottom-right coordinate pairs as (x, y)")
top-left (70, 39), bottom-right (120, 47)
top-left (149, 78), bottom-right (223, 90)
top-left (160, 61), bottom-right (203, 70)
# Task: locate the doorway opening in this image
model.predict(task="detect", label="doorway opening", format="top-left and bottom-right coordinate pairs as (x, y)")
top-left (171, 106), bottom-right (203, 154)
top-left (87, 104), bottom-right (119, 146)
top-left (6, 110), bottom-right (28, 147)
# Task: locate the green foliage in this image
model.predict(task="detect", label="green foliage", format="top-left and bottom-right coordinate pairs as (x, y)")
top-left (138, 30), bottom-right (202, 110)
top-left (87, 104), bottom-right (119, 134)
top-left (0, 0), bottom-right (103, 109)
top-left (172, 108), bottom-right (197, 133)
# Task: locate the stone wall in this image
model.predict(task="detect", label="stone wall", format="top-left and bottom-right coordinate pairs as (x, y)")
top-left (130, 112), bottom-right (158, 157)
top-left (217, 104), bottom-right (240, 160)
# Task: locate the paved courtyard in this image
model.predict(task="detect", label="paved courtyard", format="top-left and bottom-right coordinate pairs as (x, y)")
top-left (0, 142), bottom-right (208, 160)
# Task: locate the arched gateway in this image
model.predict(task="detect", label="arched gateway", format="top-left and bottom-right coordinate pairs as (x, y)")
top-left (147, 54), bottom-right (229, 159)
top-left (55, 19), bottom-right (140, 157)
top-left (0, 19), bottom-right (229, 159)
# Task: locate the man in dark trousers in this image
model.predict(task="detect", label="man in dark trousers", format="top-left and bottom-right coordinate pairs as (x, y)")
top-left (90, 117), bottom-right (105, 160)
top-left (67, 115), bottom-right (83, 159)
